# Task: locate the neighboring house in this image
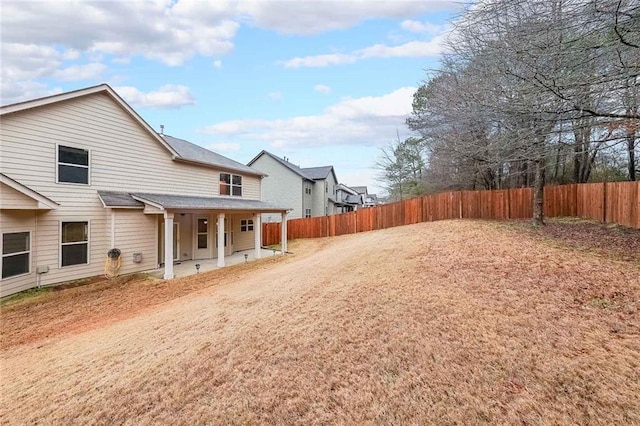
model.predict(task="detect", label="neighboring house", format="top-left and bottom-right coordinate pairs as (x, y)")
top-left (352, 186), bottom-right (380, 207)
top-left (0, 84), bottom-right (289, 297)
top-left (335, 184), bottom-right (362, 213)
top-left (247, 151), bottom-right (339, 222)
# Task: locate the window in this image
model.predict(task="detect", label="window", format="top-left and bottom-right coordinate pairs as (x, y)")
top-left (220, 173), bottom-right (242, 196)
top-left (305, 187), bottom-right (311, 195)
top-left (2, 232), bottom-right (30, 279)
top-left (305, 209), bottom-right (311, 218)
top-left (58, 145), bottom-right (89, 184)
top-left (61, 222), bottom-right (88, 267)
top-left (197, 218), bottom-right (208, 249)
top-left (241, 219), bottom-right (254, 232)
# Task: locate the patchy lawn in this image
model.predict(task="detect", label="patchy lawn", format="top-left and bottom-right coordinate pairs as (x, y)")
top-left (1, 220), bottom-right (639, 424)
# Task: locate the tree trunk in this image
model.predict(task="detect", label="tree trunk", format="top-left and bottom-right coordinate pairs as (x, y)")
top-left (627, 130), bottom-right (637, 181)
top-left (533, 157), bottom-right (546, 226)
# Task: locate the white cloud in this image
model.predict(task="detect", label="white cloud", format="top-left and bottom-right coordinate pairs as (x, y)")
top-left (242, 0), bottom-right (460, 35)
top-left (207, 142), bottom-right (241, 152)
top-left (359, 39), bottom-right (444, 58)
top-left (0, 80), bottom-right (62, 105)
top-left (268, 92), bottom-right (283, 101)
top-left (400, 20), bottom-right (443, 34)
top-left (281, 38), bottom-right (446, 68)
top-left (281, 53), bottom-right (357, 69)
top-left (200, 87), bottom-right (417, 149)
top-left (115, 84), bottom-right (196, 109)
top-left (0, 0), bottom-right (460, 102)
top-left (52, 63), bottom-right (107, 81)
top-left (314, 84), bottom-right (332, 94)
top-left (1, 1), bottom-right (239, 67)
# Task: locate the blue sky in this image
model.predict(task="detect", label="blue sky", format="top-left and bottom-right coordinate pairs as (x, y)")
top-left (1, 0), bottom-right (463, 195)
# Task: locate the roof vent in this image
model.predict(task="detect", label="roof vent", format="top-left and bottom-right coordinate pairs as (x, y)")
top-left (160, 124), bottom-right (165, 135)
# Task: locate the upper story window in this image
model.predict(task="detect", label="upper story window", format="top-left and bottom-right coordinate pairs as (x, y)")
top-left (305, 187), bottom-right (312, 195)
top-left (58, 145), bottom-right (89, 184)
top-left (220, 173), bottom-right (242, 196)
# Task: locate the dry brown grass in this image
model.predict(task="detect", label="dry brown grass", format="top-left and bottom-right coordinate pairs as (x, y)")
top-left (1, 220), bottom-right (639, 425)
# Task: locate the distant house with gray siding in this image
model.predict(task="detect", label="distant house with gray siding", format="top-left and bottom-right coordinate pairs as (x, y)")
top-left (247, 151), bottom-right (340, 222)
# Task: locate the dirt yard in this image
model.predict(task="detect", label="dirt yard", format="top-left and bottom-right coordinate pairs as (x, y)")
top-left (1, 220), bottom-right (639, 424)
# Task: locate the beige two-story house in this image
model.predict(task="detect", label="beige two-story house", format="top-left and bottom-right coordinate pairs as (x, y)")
top-left (247, 151), bottom-right (340, 222)
top-left (0, 84), bottom-right (289, 297)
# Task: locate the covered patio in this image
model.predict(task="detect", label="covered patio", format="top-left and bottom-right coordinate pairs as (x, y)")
top-left (148, 247), bottom-right (283, 278)
top-left (98, 191), bottom-right (290, 281)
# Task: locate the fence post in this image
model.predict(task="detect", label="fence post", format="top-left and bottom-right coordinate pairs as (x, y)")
top-left (603, 181), bottom-right (607, 223)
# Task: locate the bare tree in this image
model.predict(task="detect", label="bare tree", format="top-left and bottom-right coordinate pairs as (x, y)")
top-left (406, 0), bottom-right (640, 224)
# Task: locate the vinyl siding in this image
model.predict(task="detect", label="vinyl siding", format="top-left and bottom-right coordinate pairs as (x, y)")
top-left (249, 155), bottom-right (302, 222)
top-left (327, 172), bottom-right (338, 215)
top-left (0, 184), bottom-right (39, 209)
top-left (232, 214), bottom-right (256, 252)
top-left (0, 92), bottom-right (263, 296)
top-left (112, 210), bottom-right (157, 274)
top-left (312, 179), bottom-right (327, 217)
top-left (302, 182), bottom-right (313, 217)
top-left (0, 93), bottom-right (261, 199)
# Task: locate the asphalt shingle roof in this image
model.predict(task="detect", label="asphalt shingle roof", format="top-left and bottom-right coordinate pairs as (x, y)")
top-left (98, 191), bottom-right (144, 208)
top-left (163, 135), bottom-right (263, 176)
top-left (98, 190), bottom-right (289, 212)
top-left (300, 166), bottom-right (333, 180)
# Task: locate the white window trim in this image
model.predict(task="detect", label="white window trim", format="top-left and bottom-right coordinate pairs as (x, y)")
top-left (240, 219), bottom-right (254, 232)
top-left (197, 218), bottom-right (208, 249)
top-left (56, 143), bottom-right (91, 185)
top-left (219, 173), bottom-right (243, 197)
top-left (59, 220), bottom-right (90, 268)
top-left (0, 230), bottom-right (32, 281)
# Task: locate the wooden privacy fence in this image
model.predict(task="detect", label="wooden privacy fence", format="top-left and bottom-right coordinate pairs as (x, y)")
top-left (262, 181), bottom-right (640, 245)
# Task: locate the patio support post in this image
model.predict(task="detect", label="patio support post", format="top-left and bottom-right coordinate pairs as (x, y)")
top-left (163, 212), bottom-right (174, 279)
top-left (254, 213), bottom-right (261, 259)
top-left (217, 213), bottom-right (225, 267)
top-left (281, 211), bottom-right (288, 254)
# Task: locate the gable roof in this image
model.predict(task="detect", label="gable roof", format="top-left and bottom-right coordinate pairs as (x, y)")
top-left (1, 173), bottom-right (59, 210)
top-left (162, 135), bottom-right (263, 177)
top-left (248, 150), bottom-right (315, 181)
top-left (301, 166), bottom-right (332, 180)
top-left (248, 150), bottom-right (338, 183)
top-left (351, 186), bottom-right (368, 194)
top-left (336, 183), bottom-right (359, 195)
top-left (0, 84), bottom-right (180, 158)
top-left (1, 84), bottom-right (260, 177)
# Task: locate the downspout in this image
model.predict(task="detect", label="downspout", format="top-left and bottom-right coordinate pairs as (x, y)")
top-left (34, 212), bottom-right (39, 288)
top-left (111, 209), bottom-right (116, 248)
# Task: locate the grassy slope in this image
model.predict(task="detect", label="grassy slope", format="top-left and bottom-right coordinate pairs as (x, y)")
top-left (1, 220), bottom-right (638, 424)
